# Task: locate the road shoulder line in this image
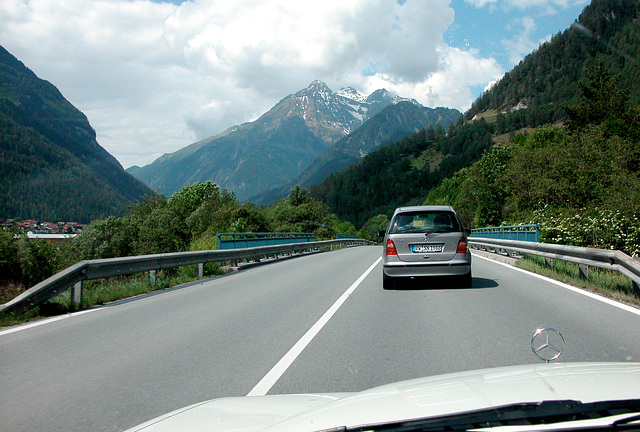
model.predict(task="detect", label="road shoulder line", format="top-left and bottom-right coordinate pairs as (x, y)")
top-left (473, 253), bottom-right (640, 317)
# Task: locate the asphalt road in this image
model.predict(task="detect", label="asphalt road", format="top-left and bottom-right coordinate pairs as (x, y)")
top-left (1, 245), bottom-right (639, 432)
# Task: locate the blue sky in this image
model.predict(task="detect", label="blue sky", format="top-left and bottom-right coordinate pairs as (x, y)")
top-left (0, 0), bottom-right (590, 168)
top-left (448, 0), bottom-right (588, 65)
top-left (446, 0), bottom-right (589, 95)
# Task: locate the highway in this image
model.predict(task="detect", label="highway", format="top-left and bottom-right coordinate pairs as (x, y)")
top-left (1, 245), bottom-right (640, 432)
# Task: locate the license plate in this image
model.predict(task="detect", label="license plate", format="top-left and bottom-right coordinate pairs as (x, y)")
top-left (411, 243), bottom-right (444, 253)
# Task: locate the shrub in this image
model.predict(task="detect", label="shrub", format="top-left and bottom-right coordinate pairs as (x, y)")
top-left (0, 231), bottom-right (20, 284)
top-left (531, 207), bottom-right (640, 257)
top-left (17, 237), bottom-right (60, 287)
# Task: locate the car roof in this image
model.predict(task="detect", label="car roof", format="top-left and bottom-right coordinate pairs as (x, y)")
top-left (392, 205), bottom-right (455, 215)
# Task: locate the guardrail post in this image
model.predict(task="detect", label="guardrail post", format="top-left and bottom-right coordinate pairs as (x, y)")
top-left (71, 281), bottom-right (82, 310)
top-left (197, 263), bottom-right (204, 278)
top-left (633, 280), bottom-right (640, 298)
top-left (545, 257), bottom-right (554, 267)
top-left (578, 264), bottom-right (589, 281)
top-left (149, 270), bottom-right (157, 284)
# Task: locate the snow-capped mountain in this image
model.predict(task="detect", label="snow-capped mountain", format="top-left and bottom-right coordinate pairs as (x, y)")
top-left (259, 80), bottom-right (418, 145)
top-left (127, 81), bottom-right (443, 201)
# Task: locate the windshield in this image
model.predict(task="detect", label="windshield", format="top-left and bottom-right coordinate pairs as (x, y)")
top-left (389, 211), bottom-right (461, 234)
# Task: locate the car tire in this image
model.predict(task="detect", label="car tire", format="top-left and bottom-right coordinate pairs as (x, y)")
top-left (383, 273), bottom-right (395, 290)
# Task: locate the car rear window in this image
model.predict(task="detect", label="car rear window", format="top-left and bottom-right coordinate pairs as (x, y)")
top-left (389, 211), bottom-right (461, 234)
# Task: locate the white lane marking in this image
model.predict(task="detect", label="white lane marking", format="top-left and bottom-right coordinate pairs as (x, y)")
top-left (0, 309), bottom-right (98, 337)
top-left (247, 257), bottom-right (382, 397)
top-left (473, 253), bottom-right (640, 317)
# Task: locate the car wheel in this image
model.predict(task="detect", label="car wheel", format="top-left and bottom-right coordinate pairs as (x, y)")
top-left (383, 273), bottom-right (395, 290)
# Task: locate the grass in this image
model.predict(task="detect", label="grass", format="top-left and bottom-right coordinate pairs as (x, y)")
top-left (517, 254), bottom-right (640, 307)
top-left (471, 109), bottom-right (499, 123)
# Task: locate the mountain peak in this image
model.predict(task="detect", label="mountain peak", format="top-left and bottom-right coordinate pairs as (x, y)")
top-left (366, 88), bottom-right (401, 104)
top-left (299, 80), bottom-right (332, 96)
top-left (336, 86), bottom-right (366, 103)
top-left (309, 79), bottom-right (328, 88)
top-left (368, 88), bottom-right (391, 99)
top-left (264, 81), bottom-right (426, 146)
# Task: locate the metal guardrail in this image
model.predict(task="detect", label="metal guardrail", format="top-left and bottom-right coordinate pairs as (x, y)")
top-left (471, 224), bottom-right (540, 242)
top-left (0, 238), bottom-right (373, 316)
top-left (468, 237), bottom-right (640, 297)
top-left (217, 232), bottom-right (314, 249)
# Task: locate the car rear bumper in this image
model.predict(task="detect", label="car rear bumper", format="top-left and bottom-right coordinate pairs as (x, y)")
top-left (382, 261), bottom-right (471, 278)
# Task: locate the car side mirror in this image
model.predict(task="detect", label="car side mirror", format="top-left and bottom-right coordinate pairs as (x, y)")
top-left (378, 230), bottom-right (386, 238)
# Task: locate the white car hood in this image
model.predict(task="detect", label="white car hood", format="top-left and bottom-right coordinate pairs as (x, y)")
top-left (125, 362), bottom-right (640, 432)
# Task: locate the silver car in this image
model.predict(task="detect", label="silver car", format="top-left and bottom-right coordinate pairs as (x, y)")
top-left (379, 205), bottom-right (471, 289)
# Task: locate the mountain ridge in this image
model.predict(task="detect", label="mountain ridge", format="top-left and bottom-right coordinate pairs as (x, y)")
top-left (0, 45), bottom-right (153, 223)
top-left (249, 101), bottom-right (461, 204)
top-left (128, 80), bottom-right (455, 201)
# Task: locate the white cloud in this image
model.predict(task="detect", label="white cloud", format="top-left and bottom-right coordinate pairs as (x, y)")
top-left (463, 0), bottom-right (498, 7)
top-left (0, 0), bottom-right (505, 168)
top-left (502, 16), bottom-right (541, 64)
top-left (464, 0), bottom-right (585, 10)
top-left (360, 46), bottom-right (503, 111)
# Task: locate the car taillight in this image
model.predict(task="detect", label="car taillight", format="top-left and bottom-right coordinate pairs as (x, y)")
top-left (385, 239), bottom-right (397, 255)
top-left (456, 237), bottom-right (468, 254)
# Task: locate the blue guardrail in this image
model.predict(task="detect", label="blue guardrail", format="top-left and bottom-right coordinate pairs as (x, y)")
top-left (217, 232), bottom-right (315, 250)
top-left (471, 224), bottom-right (540, 242)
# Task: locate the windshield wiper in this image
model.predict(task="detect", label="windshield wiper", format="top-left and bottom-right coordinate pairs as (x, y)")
top-left (339, 399), bottom-right (640, 432)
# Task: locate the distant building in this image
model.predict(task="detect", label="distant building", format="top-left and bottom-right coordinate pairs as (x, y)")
top-left (2, 219), bottom-right (84, 235)
top-left (26, 233), bottom-right (78, 246)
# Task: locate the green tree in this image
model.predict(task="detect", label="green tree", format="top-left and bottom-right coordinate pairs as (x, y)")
top-left (358, 214), bottom-right (389, 242)
top-left (287, 185), bottom-right (314, 206)
top-left (505, 123), bottom-right (640, 218)
top-left (463, 145), bottom-right (511, 227)
top-left (122, 194), bottom-right (168, 255)
top-left (0, 231), bottom-right (20, 284)
top-left (17, 237), bottom-right (59, 287)
top-left (332, 219), bottom-right (358, 237)
top-left (565, 63), bottom-right (640, 141)
top-left (185, 187), bottom-right (238, 239)
top-left (424, 167), bottom-right (474, 228)
top-left (267, 187), bottom-right (333, 238)
top-left (168, 181), bottom-right (221, 218)
top-left (135, 206), bottom-right (185, 255)
top-left (228, 204), bottom-right (270, 233)
top-left (63, 216), bottom-right (128, 263)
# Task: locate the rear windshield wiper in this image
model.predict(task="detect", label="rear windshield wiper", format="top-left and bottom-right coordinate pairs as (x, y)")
top-left (337, 399), bottom-right (640, 432)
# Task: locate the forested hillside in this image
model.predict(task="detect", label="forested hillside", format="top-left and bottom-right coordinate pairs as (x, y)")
top-left (466, 0), bottom-right (640, 131)
top-left (311, 0), bottom-right (640, 231)
top-left (427, 64), bottom-right (640, 256)
top-left (311, 120), bottom-right (494, 227)
top-left (0, 46), bottom-right (152, 222)
top-left (291, 103), bottom-right (461, 188)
